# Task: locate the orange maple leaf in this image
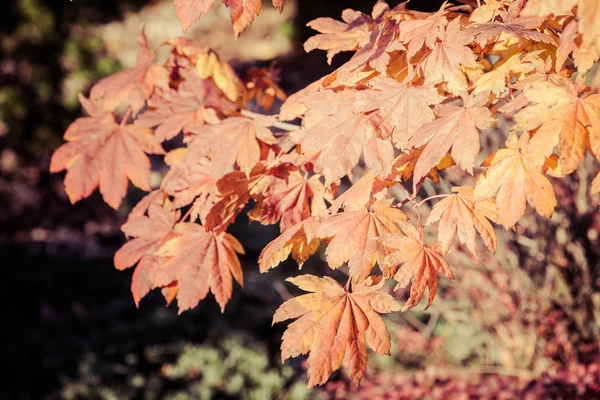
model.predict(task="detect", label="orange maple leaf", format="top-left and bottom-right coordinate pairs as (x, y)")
top-left (174, 0), bottom-right (285, 36)
top-left (188, 117), bottom-right (278, 175)
top-left (317, 199), bottom-right (407, 282)
top-left (419, 18), bottom-right (478, 94)
top-left (114, 204), bottom-right (179, 306)
top-left (383, 222), bottom-right (454, 311)
top-left (406, 93), bottom-right (493, 185)
top-left (296, 88), bottom-right (394, 182)
top-left (426, 186), bottom-right (498, 255)
top-left (367, 77), bottom-right (444, 149)
top-left (134, 70), bottom-right (224, 142)
top-left (273, 275), bottom-right (401, 387)
top-left (174, 0), bottom-right (217, 33)
top-left (161, 154), bottom-right (219, 214)
top-left (508, 76), bottom-right (600, 175)
top-left (154, 222), bottom-right (244, 313)
top-left (258, 216), bottom-right (321, 272)
top-left (90, 31), bottom-right (167, 114)
top-left (249, 171), bottom-right (327, 232)
top-left (50, 103), bottom-right (165, 209)
top-left (304, 9), bottom-right (373, 64)
top-left (473, 132), bottom-right (557, 229)
top-left (459, 17), bottom-right (556, 48)
top-left (397, 7), bottom-right (447, 59)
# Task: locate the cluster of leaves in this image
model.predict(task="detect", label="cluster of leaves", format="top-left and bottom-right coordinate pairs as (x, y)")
top-left (52, 0), bottom-right (600, 388)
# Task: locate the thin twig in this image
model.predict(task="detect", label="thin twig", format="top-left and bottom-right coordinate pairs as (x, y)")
top-left (179, 206), bottom-right (194, 223)
top-left (240, 109), bottom-right (300, 131)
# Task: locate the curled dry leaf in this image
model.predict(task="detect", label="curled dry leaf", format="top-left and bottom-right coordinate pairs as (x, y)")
top-left (426, 186), bottom-right (498, 255)
top-left (383, 222), bottom-right (455, 311)
top-left (273, 275), bottom-right (401, 387)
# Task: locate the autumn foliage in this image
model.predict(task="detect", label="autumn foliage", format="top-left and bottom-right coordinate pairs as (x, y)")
top-left (52, 0), bottom-right (600, 388)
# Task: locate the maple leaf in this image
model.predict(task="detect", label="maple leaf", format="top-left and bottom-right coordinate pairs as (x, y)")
top-left (473, 132), bottom-right (557, 229)
top-left (507, 76), bottom-right (600, 175)
top-left (154, 222), bottom-right (244, 313)
top-left (329, 171), bottom-right (379, 213)
top-left (90, 31), bottom-right (167, 114)
top-left (419, 18), bottom-right (478, 95)
top-left (173, 0), bottom-right (285, 37)
top-left (222, 0), bottom-right (261, 37)
top-left (258, 216), bottom-right (321, 272)
top-left (174, 0), bottom-right (217, 33)
top-left (406, 93), bottom-right (494, 185)
top-left (205, 164), bottom-right (270, 232)
top-left (383, 222), bottom-right (454, 311)
top-left (296, 89), bottom-right (394, 182)
top-left (397, 7), bottom-right (447, 59)
top-left (459, 18), bottom-right (556, 48)
top-left (161, 154), bottom-right (219, 211)
top-left (366, 77), bottom-right (444, 149)
top-left (278, 78), bottom-right (324, 121)
top-left (135, 70), bottom-right (225, 142)
top-left (249, 171), bottom-right (327, 232)
top-left (304, 9), bottom-right (373, 64)
top-left (114, 204), bottom-right (179, 305)
top-left (426, 186), bottom-right (498, 255)
top-left (327, 19), bottom-right (399, 86)
top-left (273, 275), bottom-right (401, 387)
top-left (188, 117), bottom-right (277, 175)
top-left (317, 199), bottom-right (407, 282)
top-left (50, 104), bottom-right (165, 209)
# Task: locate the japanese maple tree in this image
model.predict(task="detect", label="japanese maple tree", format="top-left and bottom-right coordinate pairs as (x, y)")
top-left (52, 0), bottom-right (600, 388)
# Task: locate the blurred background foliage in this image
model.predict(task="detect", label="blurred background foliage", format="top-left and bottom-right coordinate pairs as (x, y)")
top-left (1, 0), bottom-right (600, 399)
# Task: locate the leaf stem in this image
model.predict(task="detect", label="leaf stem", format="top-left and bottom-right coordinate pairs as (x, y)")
top-left (120, 108), bottom-right (133, 127)
top-left (413, 194), bottom-right (450, 210)
top-left (344, 276), bottom-right (352, 292)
